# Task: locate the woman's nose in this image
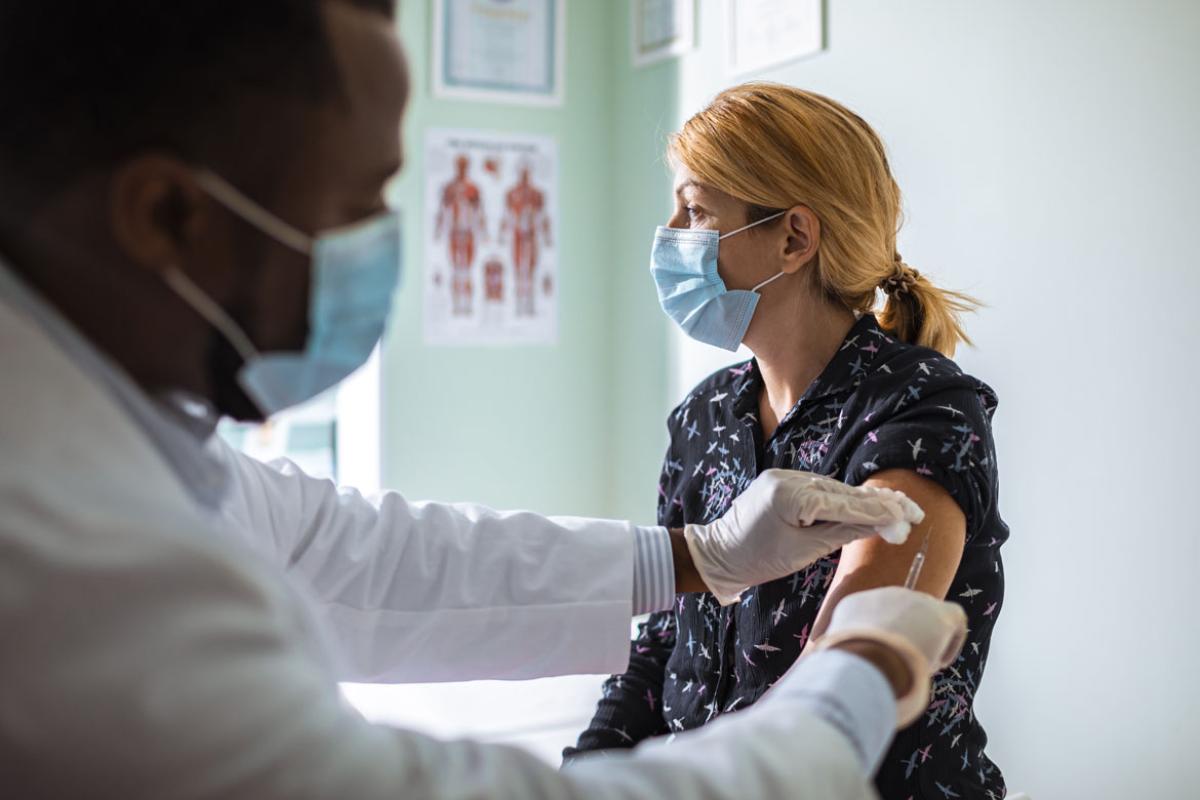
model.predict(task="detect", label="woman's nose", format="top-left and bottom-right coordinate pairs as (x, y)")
top-left (666, 209), bottom-right (688, 229)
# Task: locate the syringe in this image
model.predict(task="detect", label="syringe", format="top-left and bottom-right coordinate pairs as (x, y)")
top-left (903, 530), bottom-right (932, 590)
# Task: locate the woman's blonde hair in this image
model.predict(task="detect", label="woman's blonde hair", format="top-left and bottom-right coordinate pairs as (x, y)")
top-left (669, 82), bottom-right (978, 356)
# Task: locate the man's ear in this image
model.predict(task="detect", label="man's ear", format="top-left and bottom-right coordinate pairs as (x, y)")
top-left (780, 205), bottom-right (821, 275)
top-left (109, 155), bottom-right (209, 277)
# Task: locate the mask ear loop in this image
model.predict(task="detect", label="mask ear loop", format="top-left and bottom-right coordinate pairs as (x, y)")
top-left (163, 266), bottom-right (259, 363)
top-left (718, 210), bottom-right (787, 241)
top-left (751, 270), bottom-right (787, 293)
top-left (721, 210), bottom-right (790, 293)
top-left (193, 170), bottom-right (313, 256)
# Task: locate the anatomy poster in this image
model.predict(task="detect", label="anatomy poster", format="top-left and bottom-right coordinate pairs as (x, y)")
top-left (423, 128), bottom-right (558, 346)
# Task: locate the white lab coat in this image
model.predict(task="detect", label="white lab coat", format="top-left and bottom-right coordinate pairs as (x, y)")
top-left (0, 295), bottom-right (878, 800)
top-left (216, 440), bottom-right (639, 684)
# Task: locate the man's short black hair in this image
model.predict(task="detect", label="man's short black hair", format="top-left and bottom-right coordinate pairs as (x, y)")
top-left (0, 0), bottom-right (396, 206)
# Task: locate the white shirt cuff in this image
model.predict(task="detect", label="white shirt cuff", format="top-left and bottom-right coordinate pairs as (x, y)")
top-left (631, 525), bottom-right (674, 615)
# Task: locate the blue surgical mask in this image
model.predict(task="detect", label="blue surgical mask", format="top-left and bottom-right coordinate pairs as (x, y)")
top-left (650, 211), bottom-right (787, 351)
top-left (164, 169), bottom-right (402, 417)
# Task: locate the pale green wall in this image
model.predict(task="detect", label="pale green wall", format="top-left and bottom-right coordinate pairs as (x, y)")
top-left (383, 0), bottom-right (624, 518)
top-left (383, 1), bottom-right (680, 523)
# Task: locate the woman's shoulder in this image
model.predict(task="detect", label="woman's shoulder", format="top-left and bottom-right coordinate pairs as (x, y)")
top-left (863, 336), bottom-right (998, 420)
top-left (844, 335), bottom-right (1004, 536)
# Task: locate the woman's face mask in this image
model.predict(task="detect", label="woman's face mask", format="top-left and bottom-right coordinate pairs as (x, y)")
top-left (649, 211), bottom-right (786, 352)
top-left (163, 169), bottom-right (402, 418)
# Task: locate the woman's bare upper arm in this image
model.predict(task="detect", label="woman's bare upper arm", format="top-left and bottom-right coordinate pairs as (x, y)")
top-left (808, 468), bottom-right (966, 641)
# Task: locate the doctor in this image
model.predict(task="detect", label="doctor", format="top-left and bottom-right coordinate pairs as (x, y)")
top-left (0, 2), bottom-right (968, 798)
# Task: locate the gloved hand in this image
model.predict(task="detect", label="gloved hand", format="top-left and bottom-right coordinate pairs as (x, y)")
top-left (684, 469), bottom-right (924, 606)
top-left (809, 587), bottom-right (969, 727)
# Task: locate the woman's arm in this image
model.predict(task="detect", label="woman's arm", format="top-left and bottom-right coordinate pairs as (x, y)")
top-left (809, 468), bottom-right (965, 641)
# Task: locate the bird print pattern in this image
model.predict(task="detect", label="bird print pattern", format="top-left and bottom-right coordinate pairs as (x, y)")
top-left (565, 314), bottom-right (1008, 800)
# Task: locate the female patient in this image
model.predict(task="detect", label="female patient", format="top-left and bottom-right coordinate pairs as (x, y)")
top-left (566, 83), bottom-right (1008, 800)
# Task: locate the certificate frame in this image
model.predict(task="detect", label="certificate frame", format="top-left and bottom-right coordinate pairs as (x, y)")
top-left (432, 0), bottom-right (566, 107)
top-left (725, 0), bottom-right (825, 76)
top-left (631, 0), bottom-right (695, 68)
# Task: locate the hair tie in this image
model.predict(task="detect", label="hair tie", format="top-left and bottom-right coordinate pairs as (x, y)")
top-left (880, 262), bottom-right (920, 296)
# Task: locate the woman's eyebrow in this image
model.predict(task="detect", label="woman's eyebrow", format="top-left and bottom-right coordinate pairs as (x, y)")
top-left (674, 180), bottom-right (703, 197)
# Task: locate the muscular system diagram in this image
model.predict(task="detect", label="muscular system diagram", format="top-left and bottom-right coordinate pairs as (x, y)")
top-left (434, 155), bottom-right (487, 316)
top-left (500, 161), bottom-right (552, 318)
top-left (424, 129), bottom-right (558, 345)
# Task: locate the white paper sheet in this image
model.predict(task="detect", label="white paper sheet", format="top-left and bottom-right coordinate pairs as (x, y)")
top-left (726, 0), bottom-right (824, 75)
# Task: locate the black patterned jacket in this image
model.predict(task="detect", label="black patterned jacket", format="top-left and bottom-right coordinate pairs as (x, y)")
top-left (566, 314), bottom-right (1009, 800)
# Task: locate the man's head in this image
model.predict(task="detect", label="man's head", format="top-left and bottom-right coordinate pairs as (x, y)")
top-left (0, 0), bottom-right (408, 420)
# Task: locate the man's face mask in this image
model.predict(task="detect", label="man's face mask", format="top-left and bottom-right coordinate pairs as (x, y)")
top-left (163, 170), bottom-right (402, 418)
top-left (649, 211), bottom-right (786, 352)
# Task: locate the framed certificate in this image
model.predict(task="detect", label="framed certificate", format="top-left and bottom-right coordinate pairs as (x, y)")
top-left (432, 0), bottom-right (565, 107)
top-left (726, 0), bottom-right (825, 75)
top-left (631, 0), bottom-right (695, 68)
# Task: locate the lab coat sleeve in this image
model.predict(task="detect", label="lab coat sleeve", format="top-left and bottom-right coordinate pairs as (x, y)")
top-left (217, 441), bottom-right (639, 682)
top-left (3, 500), bottom-right (878, 800)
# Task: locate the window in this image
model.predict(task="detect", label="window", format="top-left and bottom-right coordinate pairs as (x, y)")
top-left (218, 349), bottom-right (382, 492)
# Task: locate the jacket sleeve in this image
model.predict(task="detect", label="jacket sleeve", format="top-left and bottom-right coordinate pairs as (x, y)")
top-left (563, 610), bottom-right (677, 760)
top-left (215, 439), bottom-right (639, 683)
top-left (842, 380), bottom-right (999, 543)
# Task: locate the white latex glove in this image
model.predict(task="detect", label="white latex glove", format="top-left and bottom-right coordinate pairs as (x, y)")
top-left (684, 469), bottom-right (924, 606)
top-left (809, 587), bottom-right (969, 727)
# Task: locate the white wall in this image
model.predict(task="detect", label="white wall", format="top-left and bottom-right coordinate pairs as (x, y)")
top-left (664, 1), bottom-right (1200, 796)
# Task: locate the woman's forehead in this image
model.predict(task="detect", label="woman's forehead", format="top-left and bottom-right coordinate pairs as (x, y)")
top-left (673, 169), bottom-right (719, 196)
top-left (672, 166), bottom-right (701, 194)
top-left (673, 172), bottom-right (740, 210)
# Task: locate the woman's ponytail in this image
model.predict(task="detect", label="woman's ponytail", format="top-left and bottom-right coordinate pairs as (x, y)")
top-left (876, 257), bottom-right (978, 357)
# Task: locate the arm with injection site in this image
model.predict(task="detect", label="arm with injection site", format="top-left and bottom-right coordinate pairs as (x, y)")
top-left (808, 468), bottom-right (966, 642)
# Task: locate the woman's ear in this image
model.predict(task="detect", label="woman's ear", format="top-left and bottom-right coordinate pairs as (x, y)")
top-left (780, 205), bottom-right (820, 274)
